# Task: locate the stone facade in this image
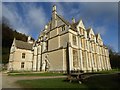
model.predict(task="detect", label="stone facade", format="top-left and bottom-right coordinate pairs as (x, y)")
top-left (8, 5), bottom-right (111, 72)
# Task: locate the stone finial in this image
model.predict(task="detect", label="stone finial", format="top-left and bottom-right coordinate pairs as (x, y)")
top-left (27, 36), bottom-right (33, 44)
top-left (53, 5), bottom-right (56, 11)
top-left (45, 25), bottom-right (48, 29)
top-left (27, 36), bottom-right (31, 41)
top-left (72, 18), bottom-right (75, 23)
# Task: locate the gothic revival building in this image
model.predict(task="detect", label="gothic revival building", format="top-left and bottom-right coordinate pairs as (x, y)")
top-left (8, 5), bottom-right (111, 72)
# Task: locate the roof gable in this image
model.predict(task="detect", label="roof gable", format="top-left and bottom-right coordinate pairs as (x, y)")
top-left (76, 20), bottom-right (85, 29)
top-left (96, 33), bottom-right (102, 41)
top-left (87, 28), bottom-right (95, 35)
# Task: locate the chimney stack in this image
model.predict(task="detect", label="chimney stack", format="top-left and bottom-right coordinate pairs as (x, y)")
top-left (52, 5), bottom-right (56, 12)
top-left (52, 5), bottom-right (57, 20)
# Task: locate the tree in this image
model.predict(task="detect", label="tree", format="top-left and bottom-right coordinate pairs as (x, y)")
top-left (108, 46), bottom-right (120, 69)
top-left (2, 22), bottom-right (34, 64)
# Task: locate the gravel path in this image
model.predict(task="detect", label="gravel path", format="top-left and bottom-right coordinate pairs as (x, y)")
top-left (1, 71), bottom-right (66, 89)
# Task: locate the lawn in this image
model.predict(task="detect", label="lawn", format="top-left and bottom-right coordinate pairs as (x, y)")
top-left (16, 73), bottom-right (120, 89)
top-left (8, 72), bottom-right (65, 76)
top-left (8, 69), bottom-right (120, 76)
top-left (93, 69), bottom-right (120, 74)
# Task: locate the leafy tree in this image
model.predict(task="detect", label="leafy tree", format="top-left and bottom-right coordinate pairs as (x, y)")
top-left (108, 46), bottom-right (120, 69)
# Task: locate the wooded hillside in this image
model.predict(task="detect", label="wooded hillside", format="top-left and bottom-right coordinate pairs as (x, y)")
top-left (2, 23), bottom-right (34, 64)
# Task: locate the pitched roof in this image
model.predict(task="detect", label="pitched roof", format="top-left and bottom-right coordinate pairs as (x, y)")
top-left (70, 21), bottom-right (79, 31)
top-left (15, 40), bottom-right (33, 50)
top-left (56, 14), bottom-right (71, 26)
top-left (57, 14), bottom-right (78, 31)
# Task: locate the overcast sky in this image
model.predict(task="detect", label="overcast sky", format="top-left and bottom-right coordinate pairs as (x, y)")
top-left (2, 2), bottom-right (118, 52)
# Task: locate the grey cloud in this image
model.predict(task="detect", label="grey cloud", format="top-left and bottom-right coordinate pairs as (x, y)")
top-left (2, 3), bottom-right (48, 39)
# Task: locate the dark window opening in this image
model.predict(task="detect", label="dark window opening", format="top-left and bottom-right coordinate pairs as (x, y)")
top-left (22, 53), bottom-right (25, 59)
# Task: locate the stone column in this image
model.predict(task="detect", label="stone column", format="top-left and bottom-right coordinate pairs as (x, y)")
top-left (85, 51), bottom-right (89, 71)
top-left (69, 46), bottom-right (72, 71)
top-left (37, 45), bottom-right (41, 71)
top-left (103, 48), bottom-right (107, 70)
top-left (78, 35), bottom-right (81, 70)
top-left (37, 55), bottom-right (41, 71)
top-left (91, 53), bottom-right (94, 71)
top-left (99, 46), bottom-right (102, 70)
top-left (80, 50), bottom-right (83, 70)
top-left (33, 47), bottom-right (37, 71)
top-left (97, 45), bottom-right (101, 70)
top-left (42, 41), bottom-right (46, 52)
top-left (89, 42), bottom-right (94, 71)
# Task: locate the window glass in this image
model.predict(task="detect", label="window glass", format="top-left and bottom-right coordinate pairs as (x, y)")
top-left (21, 62), bottom-right (24, 68)
top-left (62, 25), bottom-right (65, 31)
top-left (73, 49), bottom-right (78, 68)
top-left (73, 35), bottom-right (77, 45)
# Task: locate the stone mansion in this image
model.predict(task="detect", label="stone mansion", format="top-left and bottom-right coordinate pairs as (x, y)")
top-left (8, 5), bottom-right (111, 72)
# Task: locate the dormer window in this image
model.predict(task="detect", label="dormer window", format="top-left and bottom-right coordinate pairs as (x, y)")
top-left (62, 25), bottom-right (65, 31)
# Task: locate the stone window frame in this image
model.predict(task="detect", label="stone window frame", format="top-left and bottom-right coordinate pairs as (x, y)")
top-left (80, 27), bottom-right (84, 35)
top-left (72, 35), bottom-right (77, 46)
top-left (73, 49), bottom-right (78, 68)
top-left (22, 53), bottom-right (25, 59)
top-left (21, 62), bottom-right (24, 68)
top-left (82, 51), bottom-right (86, 68)
top-left (46, 41), bottom-right (48, 51)
top-left (61, 24), bottom-right (65, 31)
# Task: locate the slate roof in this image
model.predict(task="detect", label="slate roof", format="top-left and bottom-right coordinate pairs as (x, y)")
top-left (57, 14), bottom-right (78, 31)
top-left (56, 14), bottom-right (71, 26)
top-left (15, 40), bottom-right (33, 50)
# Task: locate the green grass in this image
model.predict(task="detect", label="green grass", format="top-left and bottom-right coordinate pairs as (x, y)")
top-left (16, 78), bottom-right (87, 88)
top-left (8, 72), bottom-right (65, 76)
top-left (94, 69), bottom-right (120, 74)
top-left (84, 74), bottom-right (120, 89)
top-left (8, 69), bottom-right (120, 77)
top-left (16, 73), bottom-right (120, 89)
